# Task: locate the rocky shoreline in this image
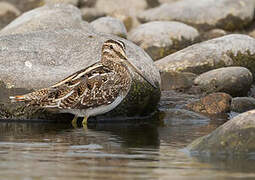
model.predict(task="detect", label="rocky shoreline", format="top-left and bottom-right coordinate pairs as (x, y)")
top-left (1, 0), bottom-right (255, 156)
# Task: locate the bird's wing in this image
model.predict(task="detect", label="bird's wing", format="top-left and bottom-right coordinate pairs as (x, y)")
top-left (38, 62), bottom-right (113, 108)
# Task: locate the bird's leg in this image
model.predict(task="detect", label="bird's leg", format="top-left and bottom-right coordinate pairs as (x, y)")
top-left (82, 116), bottom-right (88, 126)
top-left (72, 115), bottom-right (78, 128)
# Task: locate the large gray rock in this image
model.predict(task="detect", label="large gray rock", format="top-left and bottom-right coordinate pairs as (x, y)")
top-left (91, 16), bottom-right (127, 38)
top-left (0, 4), bottom-right (90, 36)
top-left (128, 21), bottom-right (199, 60)
top-left (187, 110), bottom-right (255, 155)
top-left (155, 34), bottom-right (255, 76)
top-left (0, 1), bottom-right (21, 29)
top-left (0, 4), bottom-right (161, 121)
top-left (194, 67), bottom-right (253, 96)
top-left (138, 0), bottom-right (254, 31)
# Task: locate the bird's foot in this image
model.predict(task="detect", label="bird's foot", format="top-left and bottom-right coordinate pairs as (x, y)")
top-left (71, 116), bottom-right (78, 128)
top-left (82, 116), bottom-right (88, 127)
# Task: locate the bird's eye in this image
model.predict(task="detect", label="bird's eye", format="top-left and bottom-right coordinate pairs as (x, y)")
top-left (110, 45), bottom-right (114, 49)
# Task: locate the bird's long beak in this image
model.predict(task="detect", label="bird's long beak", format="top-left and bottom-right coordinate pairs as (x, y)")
top-left (125, 60), bottom-right (157, 89)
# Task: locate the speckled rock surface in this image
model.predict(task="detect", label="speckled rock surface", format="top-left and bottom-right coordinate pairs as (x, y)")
top-left (0, 2), bottom-right (21, 29)
top-left (91, 16), bottom-right (127, 38)
top-left (186, 93), bottom-right (232, 115)
top-left (0, 5), bottom-right (161, 121)
top-left (155, 34), bottom-right (255, 75)
top-left (231, 97), bottom-right (255, 113)
top-left (187, 110), bottom-right (255, 155)
top-left (128, 21), bottom-right (199, 60)
top-left (0, 4), bottom-right (89, 36)
top-left (194, 67), bottom-right (253, 96)
top-left (138, 0), bottom-right (254, 31)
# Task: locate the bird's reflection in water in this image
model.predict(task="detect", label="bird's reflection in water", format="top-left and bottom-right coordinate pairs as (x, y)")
top-left (0, 114), bottom-right (160, 151)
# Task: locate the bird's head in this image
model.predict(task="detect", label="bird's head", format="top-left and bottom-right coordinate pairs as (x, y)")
top-left (101, 39), bottom-right (157, 88)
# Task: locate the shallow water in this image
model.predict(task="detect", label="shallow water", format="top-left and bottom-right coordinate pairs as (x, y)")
top-left (1, 111), bottom-right (255, 180)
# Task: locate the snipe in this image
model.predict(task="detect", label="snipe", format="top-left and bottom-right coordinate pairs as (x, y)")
top-left (10, 39), bottom-right (155, 125)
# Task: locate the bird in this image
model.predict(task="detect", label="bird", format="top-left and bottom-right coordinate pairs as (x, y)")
top-left (10, 39), bottom-right (156, 126)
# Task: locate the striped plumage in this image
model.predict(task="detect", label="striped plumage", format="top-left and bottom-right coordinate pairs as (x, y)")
top-left (10, 39), bottom-right (153, 125)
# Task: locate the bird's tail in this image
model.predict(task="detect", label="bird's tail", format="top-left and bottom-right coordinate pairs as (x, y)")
top-left (9, 88), bottom-right (49, 103)
top-left (9, 95), bottom-right (30, 102)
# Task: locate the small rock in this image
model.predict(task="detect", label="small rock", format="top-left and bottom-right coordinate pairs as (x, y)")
top-left (187, 110), bottom-right (255, 155)
top-left (138, 0), bottom-right (254, 31)
top-left (0, 1), bottom-right (21, 29)
top-left (128, 21), bottom-right (199, 60)
top-left (194, 67), bottom-right (253, 96)
top-left (231, 97), bottom-right (255, 113)
top-left (95, 0), bottom-right (147, 30)
top-left (187, 93), bottom-right (232, 115)
top-left (155, 34), bottom-right (255, 76)
top-left (91, 16), bottom-right (127, 38)
top-left (81, 7), bottom-right (105, 22)
top-left (202, 29), bottom-right (227, 40)
top-left (160, 71), bottom-right (197, 91)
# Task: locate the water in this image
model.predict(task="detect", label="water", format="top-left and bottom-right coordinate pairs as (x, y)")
top-left (1, 112), bottom-right (255, 180)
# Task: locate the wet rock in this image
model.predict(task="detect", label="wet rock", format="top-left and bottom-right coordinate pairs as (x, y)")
top-left (231, 97), bottom-right (255, 113)
top-left (187, 93), bottom-right (232, 115)
top-left (81, 7), bottom-right (105, 22)
top-left (0, 5), bottom-right (161, 121)
top-left (0, 2), bottom-right (21, 29)
top-left (91, 16), bottom-right (127, 38)
top-left (0, 4), bottom-right (91, 36)
top-left (160, 71), bottom-right (197, 91)
top-left (95, 0), bottom-right (147, 31)
top-left (138, 0), bottom-right (254, 31)
top-left (160, 90), bottom-right (199, 110)
top-left (187, 110), bottom-right (255, 155)
top-left (155, 34), bottom-right (255, 76)
top-left (163, 109), bottom-right (210, 126)
top-left (2, 0), bottom-right (40, 12)
top-left (194, 67), bottom-right (253, 96)
top-left (128, 21), bottom-right (199, 60)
